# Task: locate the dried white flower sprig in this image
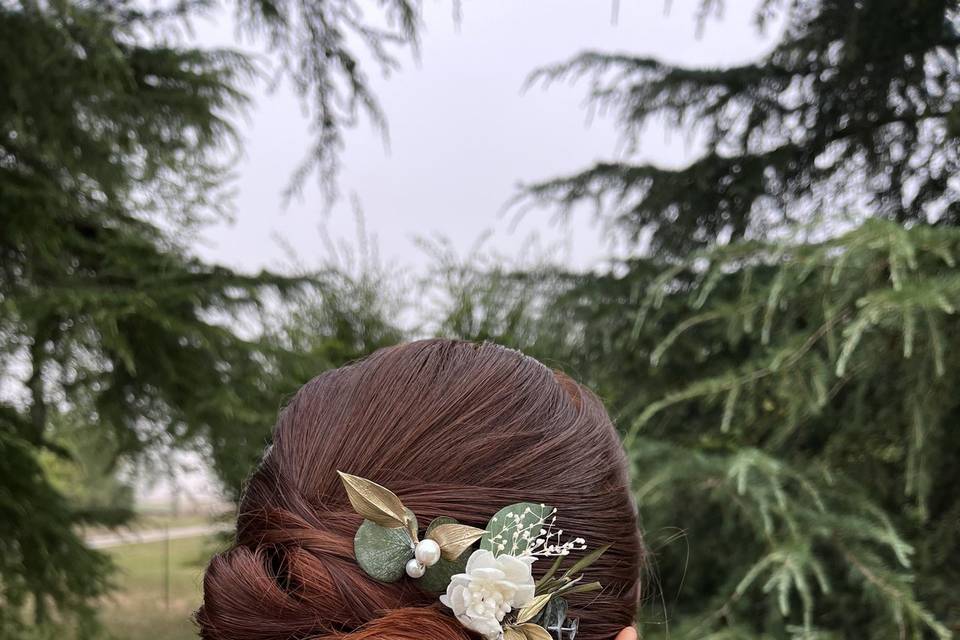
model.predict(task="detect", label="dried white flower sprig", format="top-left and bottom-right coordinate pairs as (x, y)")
top-left (484, 503), bottom-right (588, 559)
top-left (523, 508), bottom-right (588, 559)
top-left (469, 502), bottom-right (607, 639)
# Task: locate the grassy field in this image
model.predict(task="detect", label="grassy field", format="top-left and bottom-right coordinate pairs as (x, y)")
top-left (100, 534), bottom-right (224, 640)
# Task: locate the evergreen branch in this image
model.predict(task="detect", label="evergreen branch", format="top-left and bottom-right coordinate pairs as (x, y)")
top-left (834, 540), bottom-right (951, 640)
top-left (628, 307), bottom-right (846, 442)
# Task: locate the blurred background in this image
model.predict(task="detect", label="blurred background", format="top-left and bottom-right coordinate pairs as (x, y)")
top-left (2, 1), bottom-right (959, 639)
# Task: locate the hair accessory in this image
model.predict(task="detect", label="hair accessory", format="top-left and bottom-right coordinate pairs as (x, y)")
top-left (338, 471), bottom-right (608, 640)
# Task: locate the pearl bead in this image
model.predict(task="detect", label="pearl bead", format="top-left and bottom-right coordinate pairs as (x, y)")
top-left (405, 558), bottom-right (426, 578)
top-left (414, 539), bottom-right (442, 567)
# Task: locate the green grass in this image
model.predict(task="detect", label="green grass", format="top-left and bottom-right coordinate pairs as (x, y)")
top-left (100, 535), bottom-right (225, 640)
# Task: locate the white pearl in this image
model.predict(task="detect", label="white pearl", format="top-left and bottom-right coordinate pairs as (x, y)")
top-left (405, 558), bottom-right (426, 578)
top-left (414, 539), bottom-right (442, 567)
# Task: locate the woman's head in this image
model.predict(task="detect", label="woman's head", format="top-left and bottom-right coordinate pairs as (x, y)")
top-left (197, 339), bottom-right (643, 640)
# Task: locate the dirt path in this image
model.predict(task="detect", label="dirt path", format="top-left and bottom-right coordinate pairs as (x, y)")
top-left (86, 523), bottom-right (232, 549)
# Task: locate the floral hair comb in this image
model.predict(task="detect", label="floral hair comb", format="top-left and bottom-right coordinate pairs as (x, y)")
top-left (338, 472), bottom-right (608, 640)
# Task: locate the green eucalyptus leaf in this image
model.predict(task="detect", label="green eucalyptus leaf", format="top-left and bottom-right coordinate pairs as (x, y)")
top-left (480, 502), bottom-right (554, 557)
top-left (420, 516), bottom-right (471, 594)
top-left (354, 509), bottom-right (417, 583)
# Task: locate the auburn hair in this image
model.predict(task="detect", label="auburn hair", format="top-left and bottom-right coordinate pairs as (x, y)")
top-left (196, 339), bottom-right (643, 640)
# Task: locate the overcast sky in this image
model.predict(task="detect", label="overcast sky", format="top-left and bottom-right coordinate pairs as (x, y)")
top-left (142, 1), bottom-right (785, 502)
top-left (190, 0), bottom-right (783, 276)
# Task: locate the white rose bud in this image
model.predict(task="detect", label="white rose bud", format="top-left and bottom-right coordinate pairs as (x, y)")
top-left (439, 549), bottom-right (536, 639)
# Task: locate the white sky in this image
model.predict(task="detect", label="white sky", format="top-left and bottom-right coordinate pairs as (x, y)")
top-left (190, 0), bottom-right (783, 276)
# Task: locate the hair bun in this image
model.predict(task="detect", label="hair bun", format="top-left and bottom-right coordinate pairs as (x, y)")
top-left (199, 545), bottom-right (468, 639)
top-left (197, 340), bottom-right (643, 640)
top-left (198, 502), bottom-right (465, 639)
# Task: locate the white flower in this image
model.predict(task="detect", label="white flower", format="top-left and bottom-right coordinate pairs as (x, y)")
top-left (439, 549), bottom-right (536, 639)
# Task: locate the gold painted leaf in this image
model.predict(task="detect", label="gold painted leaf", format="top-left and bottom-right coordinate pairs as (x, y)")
top-left (337, 471), bottom-right (409, 530)
top-left (515, 593), bottom-right (552, 624)
top-left (426, 523), bottom-right (487, 561)
top-left (517, 623), bottom-right (553, 640)
top-left (503, 627), bottom-right (526, 640)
